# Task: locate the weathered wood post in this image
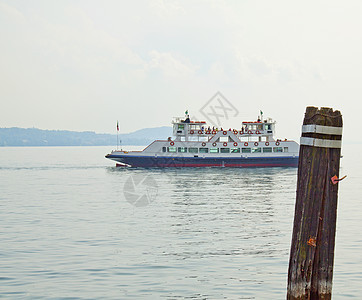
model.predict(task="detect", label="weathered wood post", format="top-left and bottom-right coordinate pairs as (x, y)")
top-left (287, 107), bottom-right (343, 299)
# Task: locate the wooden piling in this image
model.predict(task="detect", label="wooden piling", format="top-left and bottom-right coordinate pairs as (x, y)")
top-left (287, 107), bottom-right (343, 300)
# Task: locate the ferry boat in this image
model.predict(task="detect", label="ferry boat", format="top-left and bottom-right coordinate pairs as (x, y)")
top-left (105, 114), bottom-right (299, 167)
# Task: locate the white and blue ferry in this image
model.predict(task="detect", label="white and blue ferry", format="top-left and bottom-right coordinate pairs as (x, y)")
top-left (105, 114), bottom-right (299, 167)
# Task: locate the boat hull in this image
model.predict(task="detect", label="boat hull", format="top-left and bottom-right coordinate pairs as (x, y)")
top-left (106, 154), bottom-right (299, 168)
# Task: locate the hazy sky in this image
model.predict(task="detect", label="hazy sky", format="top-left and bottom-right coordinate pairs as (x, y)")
top-left (1, 0), bottom-right (361, 142)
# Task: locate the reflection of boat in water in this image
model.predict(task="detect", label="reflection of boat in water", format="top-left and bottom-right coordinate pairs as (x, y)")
top-left (105, 113), bottom-right (299, 168)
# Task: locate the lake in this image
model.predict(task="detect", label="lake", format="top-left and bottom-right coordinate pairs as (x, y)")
top-left (0, 145), bottom-right (361, 299)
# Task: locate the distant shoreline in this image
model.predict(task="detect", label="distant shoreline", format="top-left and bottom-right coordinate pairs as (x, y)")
top-left (0, 126), bottom-right (172, 147)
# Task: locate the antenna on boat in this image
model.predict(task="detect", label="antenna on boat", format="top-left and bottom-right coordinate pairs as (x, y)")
top-left (184, 109), bottom-right (190, 123)
top-left (116, 120), bottom-right (119, 150)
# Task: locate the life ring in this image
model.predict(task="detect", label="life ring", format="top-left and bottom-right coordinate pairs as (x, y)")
top-left (190, 130), bottom-right (194, 134)
top-left (223, 142), bottom-right (228, 147)
top-left (212, 142), bottom-right (217, 147)
top-left (233, 142), bottom-right (238, 147)
top-left (256, 130), bottom-right (261, 134)
top-left (265, 142), bottom-right (269, 146)
top-left (275, 141), bottom-right (280, 146)
top-left (198, 130), bottom-right (202, 134)
top-left (248, 130), bottom-right (253, 134)
top-left (244, 142), bottom-right (248, 147)
top-left (170, 141), bottom-right (175, 146)
top-left (223, 131), bottom-right (227, 135)
top-left (239, 130), bottom-right (243, 135)
top-left (254, 142), bottom-right (259, 146)
top-left (212, 130), bottom-right (216, 135)
top-left (206, 131), bottom-right (211, 134)
top-left (201, 142), bottom-right (206, 147)
top-left (233, 130), bottom-right (238, 134)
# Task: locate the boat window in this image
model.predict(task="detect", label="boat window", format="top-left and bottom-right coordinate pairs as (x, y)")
top-left (219, 136), bottom-right (228, 142)
top-left (252, 147), bottom-right (261, 153)
top-left (178, 124), bottom-right (185, 130)
top-left (242, 148), bottom-right (251, 153)
top-left (284, 147), bottom-right (289, 152)
top-left (189, 147), bottom-right (198, 153)
top-left (273, 147), bottom-right (283, 152)
top-left (231, 148), bottom-right (240, 153)
top-left (210, 148), bottom-right (219, 153)
top-left (167, 147), bottom-right (177, 153)
top-left (265, 124), bottom-right (272, 130)
top-left (199, 148), bottom-right (208, 153)
top-left (190, 125), bottom-right (201, 130)
top-left (178, 147), bottom-right (187, 153)
top-left (162, 147), bottom-right (167, 152)
top-left (263, 147), bottom-right (272, 153)
top-left (220, 148), bottom-right (230, 153)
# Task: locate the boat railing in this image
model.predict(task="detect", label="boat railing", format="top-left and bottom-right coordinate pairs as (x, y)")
top-left (187, 129), bottom-right (270, 136)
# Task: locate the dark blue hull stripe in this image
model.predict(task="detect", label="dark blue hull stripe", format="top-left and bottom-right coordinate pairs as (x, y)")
top-left (106, 154), bottom-right (299, 168)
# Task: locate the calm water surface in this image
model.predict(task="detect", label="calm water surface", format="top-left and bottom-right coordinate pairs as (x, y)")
top-left (0, 145), bottom-right (361, 299)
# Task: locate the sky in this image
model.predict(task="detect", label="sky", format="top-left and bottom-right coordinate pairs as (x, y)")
top-left (1, 0), bottom-right (361, 142)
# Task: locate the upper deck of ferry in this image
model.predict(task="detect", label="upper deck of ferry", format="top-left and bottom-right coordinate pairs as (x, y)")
top-left (171, 114), bottom-right (277, 143)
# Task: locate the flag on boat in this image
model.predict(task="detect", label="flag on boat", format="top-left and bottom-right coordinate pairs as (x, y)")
top-left (117, 121), bottom-right (119, 131)
top-left (260, 110), bottom-right (263, 116)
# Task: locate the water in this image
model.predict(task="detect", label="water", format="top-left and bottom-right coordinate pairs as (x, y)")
top-left (0, 145), bottom-right (360, 299)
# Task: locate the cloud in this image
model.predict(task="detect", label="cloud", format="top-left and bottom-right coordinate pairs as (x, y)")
top-left (0, 1), bottom-right (25, 23)
top-left (149, 0), bottom-right (186, 18)
top-left (233, 51), bottom-right (324, 84)
top-left (148, 50), bottom-right (198, 78)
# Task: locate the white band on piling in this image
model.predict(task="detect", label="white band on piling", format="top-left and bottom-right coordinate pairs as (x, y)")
top-left (302, 125), bottom-right (343, 135)
top-left (300, 137), bottom-right (342, 149)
